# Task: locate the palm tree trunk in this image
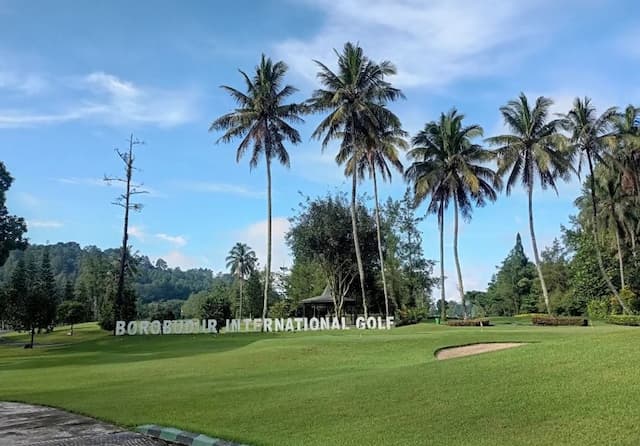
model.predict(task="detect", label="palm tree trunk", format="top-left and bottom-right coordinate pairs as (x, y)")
top-left (614, 224), bottom-right (625, 289)
top-left (528, 184), bottom-right (551, 314)
top-left (351, 154), bottom-right (368, 319)
top-left (372, 168), bottom-right (392, 318)
top-left (262, 157), bottom-right (272, 328)
top-left (439, 206), bottom-right (446, 321)
top-left (453, 197), bottom-right (467, 319)
top-left (587, 153), bottom-right (629, 312)
top-left (239, 277), bottom-right (244, 320)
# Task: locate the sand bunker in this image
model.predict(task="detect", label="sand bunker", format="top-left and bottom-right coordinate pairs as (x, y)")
top-left (435, 342), bottom-right (525, 360)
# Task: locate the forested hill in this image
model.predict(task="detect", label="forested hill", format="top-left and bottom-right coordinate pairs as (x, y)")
top-left (0, 242), bottom-right (227, 302)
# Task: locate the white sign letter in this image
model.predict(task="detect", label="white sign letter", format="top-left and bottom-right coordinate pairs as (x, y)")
top-left (115, 321), bottom-right (126, 336)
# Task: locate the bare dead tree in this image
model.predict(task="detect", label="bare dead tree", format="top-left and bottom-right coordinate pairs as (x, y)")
top-left (104, 134), bottom-right (147, 334)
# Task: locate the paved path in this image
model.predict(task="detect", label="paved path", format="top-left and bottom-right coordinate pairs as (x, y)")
top-left (0, 402), bottom-right (171, 445)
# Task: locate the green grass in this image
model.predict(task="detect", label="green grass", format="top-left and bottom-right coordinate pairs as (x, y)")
top-left (1, 322), bottom-right (639, 445)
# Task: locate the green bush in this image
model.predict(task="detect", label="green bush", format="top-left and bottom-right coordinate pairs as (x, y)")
top-left (269, 300), bottom-right (292, 318)
top-left (586, 299), bottom-right (609, 320)
top-left (606, 315), bottom-right (640, 326)
top-left (531, 315), bottom-right (588, 326)
top-left (396, 307), bottom-right (427, 326)
top-left (621, 288), bottom-right (640, 314)
top-left (447, 318), bottom-right (491, 327)
top-left (514, 313), bottom-right (546, 321)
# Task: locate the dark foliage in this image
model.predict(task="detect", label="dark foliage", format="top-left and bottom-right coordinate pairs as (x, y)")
top-left (531, 315), bottom-right (588, 326)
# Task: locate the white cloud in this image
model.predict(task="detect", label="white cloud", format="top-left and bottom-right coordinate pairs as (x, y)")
top-left (275, 0), bottom-right (557, 89)
top-left (28, 219), bottom-right (63, 229)
top-left (160, 251), bottom-right (208, 270)
top-left (0, 71), bottom-right (198, 128)
top-left (236, 217), bottom-right (291, 270)
top-left (0, 70), bottom-right (47, 95)
top-left (57, 177), bottom-right (106, 187)
top-left (129, 225), bottom-right (147, 241)
top-left (80, 72), bottom-right (197, 127)
top-left (176, 181), bottom-right (265, 198)
top-left (155, 233), bottom-right (187, 247)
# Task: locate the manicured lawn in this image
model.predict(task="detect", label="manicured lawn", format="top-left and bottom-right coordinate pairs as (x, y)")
top-left (1, 322), bottom-right (639, 445)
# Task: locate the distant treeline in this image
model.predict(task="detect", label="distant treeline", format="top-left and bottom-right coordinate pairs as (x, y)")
top-left (0, 242), bottom-right (224, 305)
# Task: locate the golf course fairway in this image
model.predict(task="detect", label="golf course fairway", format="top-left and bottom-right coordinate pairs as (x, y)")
top-left (1, 322), bottom-right (639, 445)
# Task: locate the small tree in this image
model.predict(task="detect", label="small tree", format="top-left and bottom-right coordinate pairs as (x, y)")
top-left (38, 249), bottom-right (58, 333)
top-left (57, 301), bottom-right (85, 335)
top-left (6, 256), bottom-right (52, 348)
top-left (199, 295), bottom-right (231, 333)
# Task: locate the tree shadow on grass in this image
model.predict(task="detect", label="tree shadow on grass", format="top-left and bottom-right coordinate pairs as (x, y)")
top-left (0, 332), bottom-right (266, 371)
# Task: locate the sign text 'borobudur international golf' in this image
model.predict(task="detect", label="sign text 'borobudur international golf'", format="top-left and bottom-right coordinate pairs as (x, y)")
top-left (115, 316), bottom-right (395, 335)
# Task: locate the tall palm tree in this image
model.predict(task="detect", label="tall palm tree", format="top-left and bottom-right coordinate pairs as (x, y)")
top-left (561, 97), bottom-right (629, 312)
top-left (487, 93), bottom-right (570, 315)
top-left (348, 116), bottom-right (408, 319)
top-left (226, 242), bottom-right (257, 319)
top-left (596, 172), bottom-right (628, 289)
top-left (406, 109), bottom-right (501, 320)
top-left (612, 105), bottom-right (640, 198)
top-left (210, 55), bottom-right (304, 324)
top-left (309, 42), bottom-right (404, 318)
top-left (611, 105), bottom-right (640, 259)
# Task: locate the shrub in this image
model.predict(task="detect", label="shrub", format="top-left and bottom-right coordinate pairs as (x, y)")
top-left (269, 300), bottom-right (292, 318)
top-left (396, 307), bottom-right (427, 326)
top-left (514, 313), bottom-right (546, 321)
top-left (606, 315), bottom-right (640, 326)
top-left (531, 315), bottom-right (588, 326)
top-left (621, 288), bottom-right (640, 314)
top-left (586, 299), bottom-right (609, 320)
top-left (447, 318), bottom-right (491, 327)
top-left (98, 299), bottom-right (115, 332)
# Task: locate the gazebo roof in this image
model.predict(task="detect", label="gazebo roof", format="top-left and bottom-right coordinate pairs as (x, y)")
top-left (299, 285), bottom-right (356, 305)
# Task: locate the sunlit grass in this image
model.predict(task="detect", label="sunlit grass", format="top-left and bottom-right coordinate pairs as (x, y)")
top-left (1, 322), bottom-right (639, 445)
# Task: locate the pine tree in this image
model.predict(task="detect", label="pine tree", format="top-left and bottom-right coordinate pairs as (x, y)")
top-left (6, 259), bottom-right (28, 331)
top-left (485, 234), bottom-right (537, 315)
top-left (63, 279), bottom-right (75, 302)
top-left (38, 249), bottom-right (58, 332)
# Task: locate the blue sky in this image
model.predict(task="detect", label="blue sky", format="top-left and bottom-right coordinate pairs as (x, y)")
top-left (1, 0), bottom-right (638, 298)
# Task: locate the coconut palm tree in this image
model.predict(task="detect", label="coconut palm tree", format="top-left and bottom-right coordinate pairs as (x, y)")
top-left (575, 167), bottom-right (630, 289)
top-left (226, 242), bottom-right (257, 319)
top-left (309, 42), bottom-right (404, 318)
top-left (612, 105), bottom-right (640, 198)
top-left (560, 97), bottom-right (629, 312)
top-left (406, 109), bottom-right (501, 320)
top-left (210, 55), bottom-right (304, 324)
top-left (347, 115), bottom-right (408, 319)
top-left (487, 94), bottom-right (570, 315)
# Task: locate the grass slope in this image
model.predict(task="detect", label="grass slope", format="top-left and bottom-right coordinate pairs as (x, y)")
top-left (1, 322), bottom-right (639, 445)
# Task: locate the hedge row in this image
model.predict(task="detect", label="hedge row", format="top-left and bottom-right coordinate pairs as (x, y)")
top-left (532, 315), bottom-right (588, 326)
top-left (447, 318), bottom-right (491, 327)
top-left (514, 313), bottom-right (547, 320)
top-left (606, 315), bottom-right (640, 326)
